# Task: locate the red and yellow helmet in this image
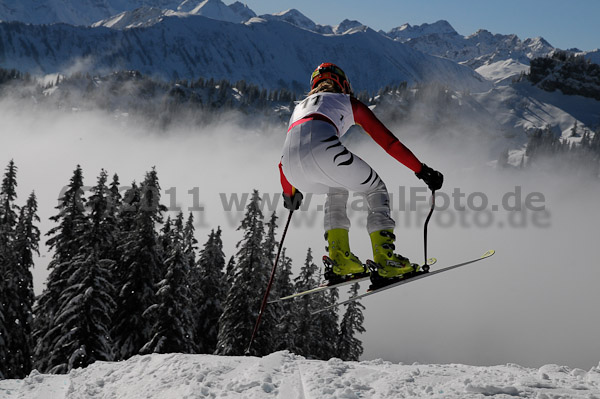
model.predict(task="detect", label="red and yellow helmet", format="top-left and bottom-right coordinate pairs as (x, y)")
top-left (310, 62), bottom-right (352, 94)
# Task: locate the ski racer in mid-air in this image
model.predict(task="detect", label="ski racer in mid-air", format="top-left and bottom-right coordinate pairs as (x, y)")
top-left (279, 62), bottom-right (443, 282)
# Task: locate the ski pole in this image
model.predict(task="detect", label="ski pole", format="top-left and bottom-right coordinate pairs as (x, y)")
top-left (246, 209), bottom-right (294, 355)
top-left (423, 190), bottom-right (435, 271)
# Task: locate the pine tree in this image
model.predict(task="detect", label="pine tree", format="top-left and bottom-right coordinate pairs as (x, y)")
top-left (112, 169), bottom-right (166, 360)
top-left (194, 227), bottom-right (226, 354)
top-left (337, 283), bottom-right (366, 361)
top-left (141, 222), bottom-right (196, 354)
top-left (105, 173), bottom-right (122, 263)
top-left (182, 213), bottom-right (198, 270)
top-left (215, 190), bottom-right (271, 356)
top-left (0, 304), bottom-right (7, 379)
top-left (0, 160), bottom-right (18, 232)
top-left (110, 182), bottom-right (139, 318)
top-left (40, 169), bottom-right (116, 373)
top-left (87, 170), bottom-right (119, 257)
top-left (291, 248), bottom-right (321, 357)
top-left (313, 287), bottom-right (340, 360)
top-left (0, 160), bottom-right (20, 378)
top-left (273, 248), bottom-right (296, 351)
top-left (224, 255), bottom-right (235, 290)
top-left (6, 192), bottom-right (40, 378)
top-left (263, 212), bottom-right (278, 264)
top-left (255, 211), bottom-right (281, 355)
top-left (45, 252), bottom-right (115, 373)
top-left (33, 165), bottom-right (88, 373)
top-left (159, 216), bottom-right (174, 258)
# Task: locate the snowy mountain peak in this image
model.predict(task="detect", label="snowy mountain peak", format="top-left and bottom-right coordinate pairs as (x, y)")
top-left (188, 0), bottom-right (243, 23)
top-left (334, 19), bottom-right (367, 35)
top-left (388, 20), bottom-right (458, 41)
top-left (228, 1), bottom-right (256, 21)
top-left (91, 7), bottom-right (174, 29)
top-left (261, 8), bottom-right (318, 31)
top-left (177, 0), bottom-right (203, 13)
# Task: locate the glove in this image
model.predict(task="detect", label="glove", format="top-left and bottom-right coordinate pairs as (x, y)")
top-left (283, 190), bottom-right (303, 210)
top-left (415, 163), bottom-right (443, 191)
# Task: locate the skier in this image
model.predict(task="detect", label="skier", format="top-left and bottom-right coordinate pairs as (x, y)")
top-left (279, 63), bottom-right (443, 281)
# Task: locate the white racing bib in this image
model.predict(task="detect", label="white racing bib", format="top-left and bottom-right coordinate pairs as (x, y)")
top-left (288, 92), bottom-right (355, 137)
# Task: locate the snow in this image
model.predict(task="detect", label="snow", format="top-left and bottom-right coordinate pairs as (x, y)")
top-left (188, 0), bottom-right (245, 24)
top-left (1, 351), bottom-right (599, 398)
top-left (475, 59), bottom-right (529, 86)
top-left (0, 15), bottom-right (492, 93)
top-left (473, 81), bottom-right (600, 144)
top-left (386, 20), bottom-right (458, 41)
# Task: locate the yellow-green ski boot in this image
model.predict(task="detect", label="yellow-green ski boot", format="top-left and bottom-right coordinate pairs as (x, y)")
top-left (323, 229), bottom-right (368, 282)
top-left (369, 229), bottom-right (416, 279)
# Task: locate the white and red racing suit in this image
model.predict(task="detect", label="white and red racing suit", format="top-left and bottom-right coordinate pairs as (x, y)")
top-left (280, 92), bottom-right (423, 234)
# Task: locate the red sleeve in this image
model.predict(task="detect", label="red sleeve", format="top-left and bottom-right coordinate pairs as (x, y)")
top-left (351, 97), bottom-right (423, 173)
top-left (279, 161), bottom-right (296, 197)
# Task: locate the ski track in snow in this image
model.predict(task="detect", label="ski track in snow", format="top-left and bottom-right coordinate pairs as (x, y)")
top-left (1, 351), bottom-right (600, 398)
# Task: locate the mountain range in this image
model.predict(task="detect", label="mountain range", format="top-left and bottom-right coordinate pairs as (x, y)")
top-left (1, 0), bottom-right (598, 89)
top-left (0, 3), bottom-right (491, 93)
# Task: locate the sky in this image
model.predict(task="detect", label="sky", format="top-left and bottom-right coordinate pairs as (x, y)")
top-left (233, 0), bottom-right (600, 51)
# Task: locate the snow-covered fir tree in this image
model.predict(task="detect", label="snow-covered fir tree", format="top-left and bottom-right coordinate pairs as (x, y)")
top-left (159, 216), bottom-right (174, 258)
top-left (254, 210), bottom-right (281, 355)
top-left (33, 165), bottom-right (88, 373)
top-left (104, 173), bottom-right (122, 263)
top-left (111, 169), bottom-right (166, 360)
top-left (215, 190), bottom-right (272, 356)
top-left (40, 169), bottom-right (117, 373)
top-left (337, 282), bottom-right (366, 361)
top-left (273, 248), bottom-right (296, 351)
top-left (224, 255), bottom-right (235, 291)
top-left (141, 217), bottom-right (196, 355)
top-left (0, 302), bottom-right (7, 379)
top-left (182, 213), bottom-right (198, 271)
top-left (193, 227), bottom-right (226, 354)
top-left (263, 211), bottom-right (278, 264)
top-left (87, 170), bottom-right (119, 258)
top-left (0, 160), bottom-right (20, 378)
top-left (5, 192), bottom-right (39, 378)
top-left (109, 181), bottom-right (139, 327)
top-left (313, 287), bottom-right (340, 360)
top-left (291, 248), bottom-right (321, 358)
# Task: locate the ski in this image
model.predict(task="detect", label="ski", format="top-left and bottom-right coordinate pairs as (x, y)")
top-left (311, 250), bottom-right (495, 315)
top-left (268, 273), bottom-right (371, 304)
top-left (269, 256), bottom-right (436, 304)
top-left (268, 255), bottom-right (370, 303)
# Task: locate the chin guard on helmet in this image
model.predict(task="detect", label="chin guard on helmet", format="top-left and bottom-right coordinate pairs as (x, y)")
top-left (310, 62), bottom-right (353, 94)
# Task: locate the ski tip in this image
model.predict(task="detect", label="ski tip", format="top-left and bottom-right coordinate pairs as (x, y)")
top-left (482, 249), bottom-right (495, 258)
top-left (427, 257), bottom-right (437, 266)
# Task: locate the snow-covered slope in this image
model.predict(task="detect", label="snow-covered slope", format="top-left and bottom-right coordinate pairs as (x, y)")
top-left (1, 351), bottom-right (599, 398)
top-left (399, 27), bottom-right (554, 66)
top-left (475, 59), bottom-right (529, 86)
top-left (91, 7), bottom-right (178, 29)
top-left (0, 17), bottom-right (491, 93)
top-left (583, 49), bottom-right (600, 65)
top-left (380, 21), bottom-right (556, 84)
top-left (0, 0), bottom-right (182, 26)
top-left (0, 0), bottom-right (252, 26)
top-left (473, 81), bottom-right (600, 142)
top-left (92, 0), bottom-right (253, 29)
